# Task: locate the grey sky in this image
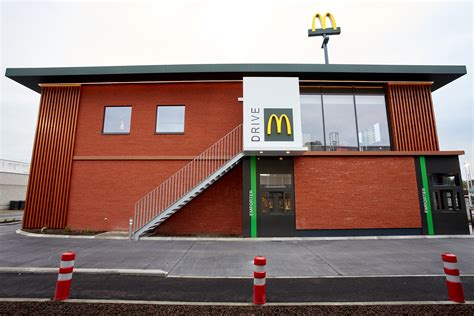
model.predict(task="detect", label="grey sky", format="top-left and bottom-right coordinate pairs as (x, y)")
top-left (0, 0), bottom-right (472, 175)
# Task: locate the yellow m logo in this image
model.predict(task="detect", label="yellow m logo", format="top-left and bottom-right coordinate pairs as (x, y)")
top-left (311, 12), bottom-right (337, 32)
top-left (267, 114), bottom-right (292, 136)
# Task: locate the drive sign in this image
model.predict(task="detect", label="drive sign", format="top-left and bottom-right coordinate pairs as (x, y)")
top-left (243, 77), bottom-right (306, 155)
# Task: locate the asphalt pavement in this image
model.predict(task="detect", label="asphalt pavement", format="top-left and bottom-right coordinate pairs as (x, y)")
top-left (1, 222), bottom-right (474, 302)
top-left (1, 273), bottom-right (473, 302)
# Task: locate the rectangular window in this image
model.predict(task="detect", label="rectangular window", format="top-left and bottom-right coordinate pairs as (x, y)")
top-left (300, 88), bottom-right (391, 152)
top-left (103, 106), bottom-right (131, 134)
top-left (156, 105), bottom-right (185, 133)
top-left (323, 93), bottom-right (358, 151)
top-left (300, 94), bottom-right (325, 151)
top-left (355, 94), bottom-right (391, 151)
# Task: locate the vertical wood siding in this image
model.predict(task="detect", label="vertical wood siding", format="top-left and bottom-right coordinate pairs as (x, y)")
top-left (23, 85), bottom-right (81, 229)
top-left (386, 83), bottom-right (439, 151)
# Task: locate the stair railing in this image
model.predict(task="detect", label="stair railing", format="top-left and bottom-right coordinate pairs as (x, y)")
top-left (133, 124), bottom-right (243, 234)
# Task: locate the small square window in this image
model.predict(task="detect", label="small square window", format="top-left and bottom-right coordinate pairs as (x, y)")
top-left (156, 105), bottom-right (185, 133)
top-left (103, 106), bottom-right (131, 134)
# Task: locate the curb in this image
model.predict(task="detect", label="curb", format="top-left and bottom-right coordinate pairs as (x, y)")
top-left (0, 298), bottom-right (472, 306)
top-left (1, 268), bottom-right (473, 279)
top-left (0, 267), bottom-right (167, 276)
top-left (15, 229), bottom-right (474, 241)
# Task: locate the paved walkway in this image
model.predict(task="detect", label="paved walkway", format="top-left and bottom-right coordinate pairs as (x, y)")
top-left (0, 223), bottom-right (473, 278)
top-left (0, 210), bottom-right (23, 222)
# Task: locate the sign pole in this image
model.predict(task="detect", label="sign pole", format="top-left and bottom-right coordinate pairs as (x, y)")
top-left (322, 34), bottom-right (329, 64)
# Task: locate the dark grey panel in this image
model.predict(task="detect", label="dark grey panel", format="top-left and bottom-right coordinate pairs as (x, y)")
top-left (425, 156), bottom-right (470, 235)
top-left (296, 228), bottom-right (423, 237)
top-left (5, 63), bottom-right (467, 93)
top-left (242, 157), bottom-right (251, 238)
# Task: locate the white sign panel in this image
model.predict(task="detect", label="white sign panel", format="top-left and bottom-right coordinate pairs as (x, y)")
top-left (243, 77), bottom-right (306, 154)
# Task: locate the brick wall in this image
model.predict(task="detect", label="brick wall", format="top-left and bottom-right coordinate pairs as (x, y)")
top-left (67, 82), bottom-right (243, 233)
top-left (74, 82), bottom-right (243, 157)
top-left (67, 161), bottom-right (242, 234)
top-left (155, 164), bottom-right (242, 236)
top-left (293, 156), bottom-right (422, 230)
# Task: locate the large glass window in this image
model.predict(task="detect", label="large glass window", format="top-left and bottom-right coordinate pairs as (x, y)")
top-left (156, 105), bottom-right (185, 133)
top-left (103, 106), bottom-right (132, 134)
top-left (323, 93), bottom-right (358, 151)
top-left (300, 88), bottom-right (391, 151)
top-left (300, 94), bottom-right (325, 151)
top-left (355, 95), bottom-right (391, 151)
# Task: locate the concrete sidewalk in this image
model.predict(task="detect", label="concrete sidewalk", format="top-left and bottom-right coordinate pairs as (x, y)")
top-left (0, 210), bottom-right (23, 223)
top-left (0, 223), bottom-right (473, 278)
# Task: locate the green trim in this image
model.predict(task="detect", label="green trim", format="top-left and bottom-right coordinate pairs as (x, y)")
top-left (419, 156), bottom-right (434, 235)
top-left (250, 156), bottom-right (257, 238)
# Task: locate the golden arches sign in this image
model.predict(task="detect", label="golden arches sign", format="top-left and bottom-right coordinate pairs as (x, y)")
top-left (267, 114), bottom-right (292, 136)
top-left (311, 12), bottom-right (337, 32)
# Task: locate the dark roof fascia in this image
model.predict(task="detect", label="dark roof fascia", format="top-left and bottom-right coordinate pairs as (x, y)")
top-left (5, 63), bottom-right (467, 93)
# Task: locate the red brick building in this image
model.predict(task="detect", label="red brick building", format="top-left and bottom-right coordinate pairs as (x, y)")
top-left (5, 64), bottom-right (470, 238)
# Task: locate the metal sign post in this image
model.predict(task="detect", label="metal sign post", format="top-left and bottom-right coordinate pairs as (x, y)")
top-left (308, 12), bottom-right (341, 64)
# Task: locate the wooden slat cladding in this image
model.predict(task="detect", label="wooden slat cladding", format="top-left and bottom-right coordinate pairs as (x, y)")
top-left (386, 83), bottom-right (439, 151)
top-left (23, 85), bottom-right (81, 229)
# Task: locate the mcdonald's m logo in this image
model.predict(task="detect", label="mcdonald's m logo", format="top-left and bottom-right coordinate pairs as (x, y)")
top-left (308, 12), bottom-right (341, 36)
top-left (264, 109), bottom-right (294, 142)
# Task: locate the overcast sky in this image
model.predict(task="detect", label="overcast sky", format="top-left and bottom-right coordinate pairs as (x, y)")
top-left (1, 0), bottom-right (473, 175)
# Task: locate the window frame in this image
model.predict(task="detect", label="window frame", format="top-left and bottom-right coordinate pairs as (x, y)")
top-left (299, 86), bottom-right (392, 152)
top-left (155, 105), bottom-right (186, 135)
top-left (102, 105), bottom-right (132, 135)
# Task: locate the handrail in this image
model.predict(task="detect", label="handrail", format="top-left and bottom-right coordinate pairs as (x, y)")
top-left (133, 124), bottom-right (243, 234)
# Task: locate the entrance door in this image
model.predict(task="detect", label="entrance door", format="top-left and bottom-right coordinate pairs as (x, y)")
top-left (257, 159), bottom-right (295, 237)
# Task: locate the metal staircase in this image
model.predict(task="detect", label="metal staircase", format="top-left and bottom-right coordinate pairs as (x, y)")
top-left (131, 124), bottom-right (243, 240)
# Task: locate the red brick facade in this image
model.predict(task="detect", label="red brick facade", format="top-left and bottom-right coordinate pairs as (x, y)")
top-left (67, 82), bottom-right (243, 233)
top-left (155, 164), bottom-right (242, 236)
top-left (74, 82), bottom-right (243, 157)
top-left (66, 82), bottom-right (422, 234)
top-left (293, 156), bottom-right (422, 230)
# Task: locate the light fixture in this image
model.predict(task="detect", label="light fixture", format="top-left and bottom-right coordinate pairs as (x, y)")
top-left (279, 157), bottom-right (283, 160)
top-left (259, 151), bottom-right (264, 154)
top-left (286, 151), bottom-right (291, 154)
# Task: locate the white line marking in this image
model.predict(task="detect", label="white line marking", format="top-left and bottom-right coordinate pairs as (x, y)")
top-left (1, 268), bottom-right (473, 279)
top-left (0, 298), bottom-right (472, 306)
top-left (0, 267), bottom-right (167, 276)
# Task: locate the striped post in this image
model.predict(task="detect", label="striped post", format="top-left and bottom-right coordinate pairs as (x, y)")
top-left (54, 251), bottom-right (76, 301)
top-left (442, 253), bottom-right (465, 303)
top-left (253, 256), bottom-right (266, 305)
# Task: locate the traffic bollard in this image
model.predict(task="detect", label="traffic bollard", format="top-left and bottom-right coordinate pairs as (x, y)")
top-left (442, 253), bottom-right (465, 303)
top-left (253, 256), bottom-right (266, 305)
top-left (54, 251), bottom-right (76, 301)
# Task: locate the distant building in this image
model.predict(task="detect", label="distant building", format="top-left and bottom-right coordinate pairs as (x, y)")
top-left (0, 159), bottom-right (29, 210)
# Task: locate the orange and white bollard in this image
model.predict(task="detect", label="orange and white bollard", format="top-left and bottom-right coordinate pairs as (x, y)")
top-left (253, 256), bottom-right (266, 305)
top-left (54, 251), bottom-right (76, 301)
top-left (442, 253), bottom-right (465, 303)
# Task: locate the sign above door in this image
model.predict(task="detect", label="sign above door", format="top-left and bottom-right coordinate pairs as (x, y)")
top-left (243, 77), bottom-right (307, 155)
